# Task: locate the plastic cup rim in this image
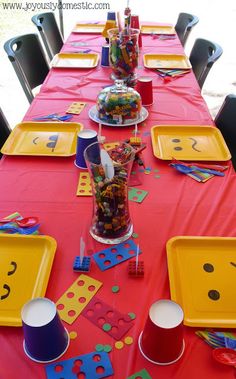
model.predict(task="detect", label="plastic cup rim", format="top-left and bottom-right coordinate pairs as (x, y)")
top-left (23, 328), bottom-right (70, 364)
top-left (138, 331), bottom-right (185, 365)
top-left (74, 160), bottom-right (87, 169)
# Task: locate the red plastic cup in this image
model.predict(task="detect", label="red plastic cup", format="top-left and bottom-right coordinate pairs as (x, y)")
top-left (136, 77), bottom-right (153, 106)
top-left (131, 15), bottom-right (140, 28)
top-left (131, 15), bottom-right (142, 47)
top-left (139, 299), bottom-right (185, 365)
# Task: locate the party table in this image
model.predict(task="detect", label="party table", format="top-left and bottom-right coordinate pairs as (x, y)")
top-left (0, 21), bottom-right (236, 379)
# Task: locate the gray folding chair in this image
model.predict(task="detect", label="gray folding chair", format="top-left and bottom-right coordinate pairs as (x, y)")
top-left (175, 12), bottom-right (199, 47)
top-left (189, 38), bottom-right (223, 89)
top-left (0, 108), bottom-right (11, 158)
top-left (4, 34), bottom-right (49, 103)
top-left (32, 12), bottom-right (63, 61)
top-left (215, 94), bottom-right (236, 170)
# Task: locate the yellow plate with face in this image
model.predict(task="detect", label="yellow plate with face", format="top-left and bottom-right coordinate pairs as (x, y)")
top-left (167, 236), bottom-right (236, 327)
top-left (51, 53), bottom-right (99, 68)
top-left (72, 23), bottom-right (105, 33)
top-left (143, 54), bottom-right (191, 69)
top-left (1, 122), bottom-right (83, 156)
top-left (141, 24), bottom-right (175, 35)
top-left (0, 234), bottom-right (56, 326)
top-left (151, 125), bottom-right (231, 161)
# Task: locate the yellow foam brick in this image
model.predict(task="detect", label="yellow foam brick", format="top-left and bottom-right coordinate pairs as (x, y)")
top-left (103, 142), bottom-right (120, 151)
top-left (56, 274), bottom-right (102, 324)
top-left (66, 102), bottom-right (87, 115)
top-left (76, 172), bottom-right (92, 196)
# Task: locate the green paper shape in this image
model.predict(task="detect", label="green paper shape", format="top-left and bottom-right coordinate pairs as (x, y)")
top-left (127, 368), bottom-right (152, 379)
top-left (128, 188), bottom-right (148, 203)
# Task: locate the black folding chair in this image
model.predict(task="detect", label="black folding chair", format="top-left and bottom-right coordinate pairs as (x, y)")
top-left (4, 34), bottom-right (49, 103)
top-left (0, 108), bottom-right (11, 158)
top-left (32, 12), bottom-right (63, 61)
top-left (215, 94), bottom-right (236, 170)
top-left (189, 38), bottom-right (223, 89)
top-left (175, 12), bottom-right (199, 47)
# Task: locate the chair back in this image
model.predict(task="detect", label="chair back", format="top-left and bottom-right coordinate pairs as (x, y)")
top-left (189, 38), bottom-right (223, 89)
top-left (32, 12), bottom-right (63, 61)
top-left (4, 33), bottom-right (49, 103)
top-left (175, 12), bottom-right (199, 47)
top-left (215, 94), bottom-right (236, 169)
top-left (0, 108), bottom-right (11, 158)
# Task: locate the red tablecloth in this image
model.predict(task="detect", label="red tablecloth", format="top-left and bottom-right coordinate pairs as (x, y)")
top-left (0, 26), bottom-right (235, 379)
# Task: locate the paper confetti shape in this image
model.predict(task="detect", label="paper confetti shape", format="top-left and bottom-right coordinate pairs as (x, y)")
top-left (127, 368), bottom-right (152, 379)
top-left (76, 172), bottom-right (92, 196)
top-left (56, 274), bottom-right (102, 324)
top-left (93, 239), bottom-right (141, 271)
top-left (82, 296), bottom-right (134, 340)
top-left (45, 351), bottom-right (113, 379)
top-left (128, 188), bottom-right (148, 203)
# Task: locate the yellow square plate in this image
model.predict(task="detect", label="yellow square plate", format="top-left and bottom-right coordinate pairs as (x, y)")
top-left (1, 122), bottom-right (83, 156)
top-left (51, 53), bottom-right (99, 68)
top-left (0, 234), bottom-right (56, 326)
top-left (143, 54), bottom-right (191, 69)
top-left (72, 23), bottom-right (105, 33)
top-left (167, 236), bottom-right (236, 327)
top-left (151, 125), bottom-right (231, 161)
top-left (141, 25), bottom-right (175, 35)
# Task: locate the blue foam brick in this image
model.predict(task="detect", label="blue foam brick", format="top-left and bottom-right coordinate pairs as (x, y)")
top-left (93, 239), bottom-right (140, 271)
top-left (73, 256), bottom-right (91, 272)
top-left (45, 351), bottom-right (113, 379)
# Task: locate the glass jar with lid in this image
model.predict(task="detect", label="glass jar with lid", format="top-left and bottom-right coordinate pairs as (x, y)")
top-left (96, 79), bottom-right (142, 125)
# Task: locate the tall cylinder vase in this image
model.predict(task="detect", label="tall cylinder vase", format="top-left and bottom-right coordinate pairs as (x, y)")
top-left (84, 142), bottom-right (135, 244)
top-left (108, 28), bottom-right (140, 86)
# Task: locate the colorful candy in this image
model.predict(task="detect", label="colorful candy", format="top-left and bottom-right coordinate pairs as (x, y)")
top-left (97, 80), bottom-right (142, 125)
top-left (89, 143), bottom-right (134, 239)
top-left (108, 28), bottom-right (139, 81)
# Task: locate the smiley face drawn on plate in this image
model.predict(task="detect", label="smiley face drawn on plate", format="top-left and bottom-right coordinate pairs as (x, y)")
top-left (32, 134), bottom-right (59, 152)
top-left (171, 138), bottom-right (201, 152)
top-left (202, 261), bottom-right (236, 302)
top-left (0, 261), bottom-right (17, 301)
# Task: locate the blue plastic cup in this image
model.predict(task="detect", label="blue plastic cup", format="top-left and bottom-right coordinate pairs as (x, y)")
top-left (107, 11), bottom-right (116, 21)
top-left (101, 45), bottom-right (110, 67)
top-left (75, 129), bottom-right (98, 169)
top-left (21, 298), bottom-right (69, 363)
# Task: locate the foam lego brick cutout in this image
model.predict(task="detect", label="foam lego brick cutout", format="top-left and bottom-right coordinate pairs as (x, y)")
top-left (82, 296), bottom-right (134, 340)
top-left (93, 239), bottom-right (140, 271)
top-left (127, 368), bottom-right (152, 379)
top-left (45, 351), bottom-right (113, 379)
top-left (128, 260), bottom-right (144, 277)
top-left (66, 102), bottom-right (87, 114)
top-left (128, 188), bottom-right (148, 203)
top-left (73, 256), bottom-right (91, 272)
top-left (76, 172), bottom-right (92, 196)
top-left (56, 274), bottom-right (102, 324)
top-left (103, 142), bottom-right (120, 151)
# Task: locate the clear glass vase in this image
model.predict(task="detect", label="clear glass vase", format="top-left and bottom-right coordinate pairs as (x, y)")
top-left (84, 141), bottom-right (135, 244)
top-left (108, 28), bottom-right (140, 86)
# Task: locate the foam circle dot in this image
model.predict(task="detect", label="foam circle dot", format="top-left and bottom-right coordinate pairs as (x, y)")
top-left (115, 341), bottom-right (124, 350)
top-left (103, 323), bottom-right (112, 331)
top-left (69, 331), bottom-right (78, 339)
top-left (124, 336), bottom-right (133, 345)
top-left (128, 312), bottom-right (136, 320)
top-left (132, 232), bottom-right (139, 238)
top-left (103, 344), bottom-right (112, 352)
top-left (112, 285), bottom-right (120, 293)
top-left (95, 344), bottom-right (104, 352)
